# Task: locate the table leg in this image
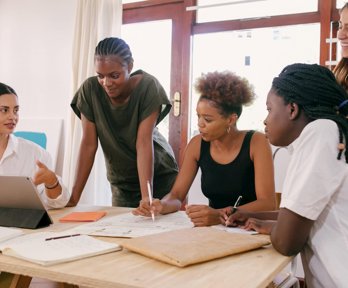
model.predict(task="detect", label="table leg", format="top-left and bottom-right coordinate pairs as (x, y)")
top-left (0, 273), bottom-right (32, 288)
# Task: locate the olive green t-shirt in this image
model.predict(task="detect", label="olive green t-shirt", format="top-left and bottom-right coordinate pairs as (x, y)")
top-left (71, 70), bottom-right (178, 205)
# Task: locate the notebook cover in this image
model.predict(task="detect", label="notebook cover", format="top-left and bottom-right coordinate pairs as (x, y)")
top-left (121, 227), bottom-right (270, 267)
top-left (59, 211), bottom-right (107, 222)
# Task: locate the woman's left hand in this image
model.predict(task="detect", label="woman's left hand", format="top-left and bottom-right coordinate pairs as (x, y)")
top-left (185, 204), bottom-right (222, 226)
top-left (32, 160), bottom-right (57, 187)
top-left (243, 218), bottom-right (276, 235)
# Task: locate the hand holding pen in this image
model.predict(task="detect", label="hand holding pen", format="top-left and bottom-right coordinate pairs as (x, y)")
top-left (223, 195), bottom-right (242, 226)
top-left (147, 180), bottom-right (155, 222)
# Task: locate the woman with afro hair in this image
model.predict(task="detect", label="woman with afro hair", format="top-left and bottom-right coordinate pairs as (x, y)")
top-left (133, 70), bottom-right (276, 226)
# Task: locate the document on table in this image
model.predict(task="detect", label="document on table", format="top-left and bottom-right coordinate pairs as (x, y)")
top-left (212, 224), bottom-right (258, 235)
top-left (0, 232), bottom-right (121, 266)
top-left (0, 226), bottom-right (24, 243)
top-left (66, 211), bottom-right (194, 238)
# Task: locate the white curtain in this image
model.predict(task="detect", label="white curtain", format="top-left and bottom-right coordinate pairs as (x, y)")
top-left (63, 0), bottom-right (122, 205)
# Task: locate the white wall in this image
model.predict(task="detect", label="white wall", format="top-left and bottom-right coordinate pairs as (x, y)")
top-left (0, 0), bottom-right (77, 174)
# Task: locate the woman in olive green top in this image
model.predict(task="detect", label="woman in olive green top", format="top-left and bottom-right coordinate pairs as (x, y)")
top-left (68, 37), bottom-right (178, 208)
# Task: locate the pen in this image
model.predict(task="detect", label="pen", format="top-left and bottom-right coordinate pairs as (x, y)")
top-left (147, 180), bottom-right (155, 222)
top-left (233, 195), bottom-right (242, 209)
top-left (225, 196), bottom-right (243, 226)
top-left (45, 234), bottom-right (81, 241)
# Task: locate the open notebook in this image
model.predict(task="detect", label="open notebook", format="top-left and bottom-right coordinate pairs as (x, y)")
top-left (0, 232), bottom-right (121, 266)
top-left (121, 227), bottom-right (270, 267)
top-left (0, 176), bottom-right (53, 229)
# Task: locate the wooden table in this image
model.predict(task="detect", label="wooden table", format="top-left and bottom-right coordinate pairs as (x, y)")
top-left (0, 205), bottom-right (291, 288)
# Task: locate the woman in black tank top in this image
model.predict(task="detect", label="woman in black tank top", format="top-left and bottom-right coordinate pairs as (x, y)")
top-left (133, 71), bottom-right (276, 226)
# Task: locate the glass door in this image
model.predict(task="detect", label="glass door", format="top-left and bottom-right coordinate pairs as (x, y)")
top-left (122, 0), bottom-right (193, 164)
top-left (122, 20), bottom-right (172, 139)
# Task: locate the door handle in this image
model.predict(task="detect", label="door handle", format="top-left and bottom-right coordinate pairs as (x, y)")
top-left (173, 91), bottom-right (181, 117)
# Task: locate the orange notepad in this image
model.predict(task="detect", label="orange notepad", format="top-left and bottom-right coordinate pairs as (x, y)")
top-left (59, 211), bottom-right (107, 223)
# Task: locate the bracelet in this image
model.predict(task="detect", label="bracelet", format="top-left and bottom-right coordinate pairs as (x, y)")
top-left (45, 178), bottom-right (59, 189)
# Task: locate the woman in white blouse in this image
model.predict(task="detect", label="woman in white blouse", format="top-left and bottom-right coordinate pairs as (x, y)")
top-left (0, 82), bottom-right (69, 208)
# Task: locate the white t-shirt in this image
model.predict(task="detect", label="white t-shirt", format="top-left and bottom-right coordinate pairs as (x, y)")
top-left (280, 119), bottom-right (348, 288)
top-left (0, 134), bottom-right (69, 209)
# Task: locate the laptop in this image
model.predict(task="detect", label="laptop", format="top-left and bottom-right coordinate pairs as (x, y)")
top-left (0, 175), bottom-right (53, 229)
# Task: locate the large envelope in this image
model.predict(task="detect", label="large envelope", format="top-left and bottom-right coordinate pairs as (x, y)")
top-left (121, 227), bottom-right (270, 267)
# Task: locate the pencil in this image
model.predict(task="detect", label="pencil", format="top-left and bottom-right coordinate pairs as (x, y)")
top-left (147, 180), bottom-right (155, 222)
top-left (45, 234), bottom-right (81, 241)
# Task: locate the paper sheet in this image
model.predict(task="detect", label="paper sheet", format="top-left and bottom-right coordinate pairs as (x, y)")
top-left (0, 226), bottom-right (24, 243)
top-left (212, 224), bottom-right (258, 235)
top-left (66, 211), bottom-right (193, 238)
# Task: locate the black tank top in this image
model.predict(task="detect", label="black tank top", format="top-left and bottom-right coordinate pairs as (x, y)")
top-left (198, 130), bottom-right (256, 209)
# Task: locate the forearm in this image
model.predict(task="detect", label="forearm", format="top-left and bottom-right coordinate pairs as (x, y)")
top-left (270, 209), bottom-right (312, 256)
top-left (238, 197), bottom-right (276, 213)
top-left (43, 172), bottom-right (61, 199)
top-left (160, 197), bottom-right (182, 214)
top-left (136, 140), bottom-right (153, 199)
top-left (45, 179), bottom-right (62, 199)
top-left (239, 209), bottom-right (279, 220)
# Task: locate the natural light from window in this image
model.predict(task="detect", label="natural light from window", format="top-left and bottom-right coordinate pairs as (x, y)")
top-left (190, 24), bottom-right (320, 138)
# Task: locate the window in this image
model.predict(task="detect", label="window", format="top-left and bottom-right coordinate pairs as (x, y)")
top-left (190, 24), bottom-right (320, 137)
top-left (195, 0), bottom-right (318, 23)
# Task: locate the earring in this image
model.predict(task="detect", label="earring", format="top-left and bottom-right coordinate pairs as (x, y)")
top-left (227, 126), bottom-right (231, 134)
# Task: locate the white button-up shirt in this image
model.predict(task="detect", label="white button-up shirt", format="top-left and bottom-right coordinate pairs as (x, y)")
top-left (0, 134), bottom-right (69, 208)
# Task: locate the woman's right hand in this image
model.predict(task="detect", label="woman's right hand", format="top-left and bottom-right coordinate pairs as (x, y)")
top-left (224, 209), bottom-right (254, 227)
top-left (132, 198), bottom-right (163, 217)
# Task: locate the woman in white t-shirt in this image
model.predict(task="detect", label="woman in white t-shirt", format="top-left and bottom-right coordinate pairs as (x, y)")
top-left (0, 82), bottom-right (69, 208)
top-left (226, 63), bottom-right (348, 288)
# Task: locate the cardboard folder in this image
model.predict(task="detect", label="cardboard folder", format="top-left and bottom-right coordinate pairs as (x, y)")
top-left (121, 227), bottom-right (270, 267)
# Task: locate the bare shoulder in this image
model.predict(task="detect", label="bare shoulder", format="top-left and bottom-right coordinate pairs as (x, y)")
top-left (250, 131), bottom-right (271, 153)
top-left (185, 134), bottom-right (202, 158)
top-left (250, 130), bottom-right (268, 143)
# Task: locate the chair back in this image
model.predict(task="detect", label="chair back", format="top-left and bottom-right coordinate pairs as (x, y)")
top-left (13, 131), bottom-right (47, 149)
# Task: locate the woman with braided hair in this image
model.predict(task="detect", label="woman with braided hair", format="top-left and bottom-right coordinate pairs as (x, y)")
top-left (334, 2), bottom-right (348, 90)
top-left (68, 37), bottom-right (178, 208)
top-left (226, 63), bottom-right (348, 288)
